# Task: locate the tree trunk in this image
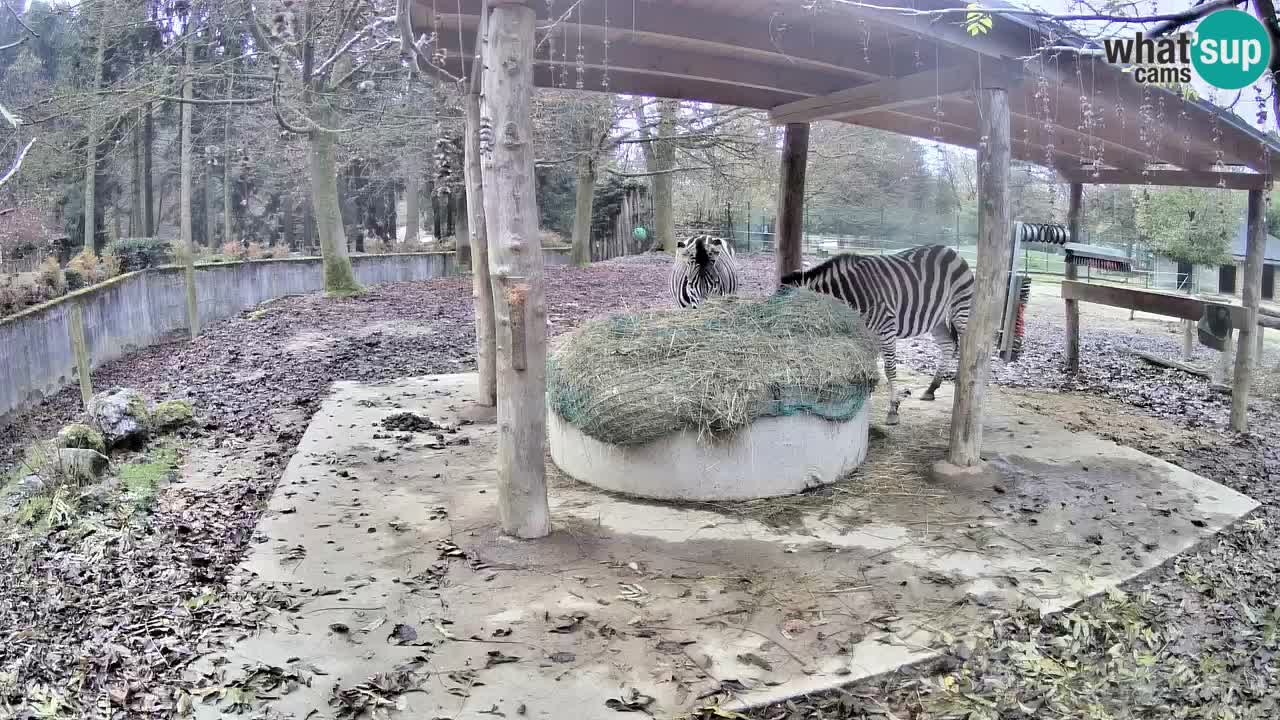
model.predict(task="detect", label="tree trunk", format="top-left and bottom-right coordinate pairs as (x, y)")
top-left (570, 153), bottom-right (595, 266)
top-left (143, 102), bottom-right (155, 236)
top-left (775, 122), bottom-right (808, 283)
top-left (308, 121), bottom-right (361, 293)
top-left (205, 163), bottom-right (218, 249)
top-left (130, 113), bottom-right (142, 237)
top-left (654, 100), bottom-right (678, 252)
top-left (180, 35), bottom-right (199, 338)
top-left (283, 194), bottom-right (295, 249)
top-left (455, 190), bottom-right (470, 264)
top-left (480, 3), bottom-right (551, 539)
top-left (947, 86), bottom-right (1011, 468)
top-left (404, 159), bottom-right (421, 244)
top-left (464, 92), bottom-right (496, 406)
top-left (223, 77), bottom-right (234, 246)
top-left (1231, 189), bottom-right (1266, 431)
top-left (83, 7), bottom-right (107, 252)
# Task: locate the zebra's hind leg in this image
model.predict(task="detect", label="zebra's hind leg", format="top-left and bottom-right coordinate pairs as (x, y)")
top-left (922, 323), bottom-right (958, 401)
top-left (882, 340), bottom-right (900, 425)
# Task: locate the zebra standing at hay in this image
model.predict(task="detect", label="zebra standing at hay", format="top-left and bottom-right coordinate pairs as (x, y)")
top-left (670, 234), bottom-right (739, 308)
top-left (780, 244), bottom-right (974, 426)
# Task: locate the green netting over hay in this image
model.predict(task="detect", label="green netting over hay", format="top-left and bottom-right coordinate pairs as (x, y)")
top-left (547, 288), bottom-right (880, 446)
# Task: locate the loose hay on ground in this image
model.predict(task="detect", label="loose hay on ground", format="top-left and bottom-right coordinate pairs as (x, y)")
top-left (547, 288), bottom-right (880, 447)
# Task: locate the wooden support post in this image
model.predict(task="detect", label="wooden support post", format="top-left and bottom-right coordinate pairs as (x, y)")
top-left (1257, 326), bottom-right (1265, 368)
top-left (998, 223), bottom-right (1022, 361)
top-left (67, 304), bottom-right (93, 412)
top-left (465, 92), bottom-right (497, 407)
top-left (1231, 188), bottom-right (1266, 431)
top-left (946, 86), bottom-right (1011, 468)
top-left (480, 0), bottom-right (551, 539)
top-left (775, 122), bottom-right (808, 284)
top-left (1064, 183), bottom-right (1082, 373)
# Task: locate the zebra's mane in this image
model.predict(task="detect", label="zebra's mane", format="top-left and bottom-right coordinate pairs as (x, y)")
top-left (784, 251), bottom-right (864, 284)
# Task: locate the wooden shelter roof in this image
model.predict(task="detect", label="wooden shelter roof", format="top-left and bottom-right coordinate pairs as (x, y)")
top-left (411, 0), bottom-right (1278, 187)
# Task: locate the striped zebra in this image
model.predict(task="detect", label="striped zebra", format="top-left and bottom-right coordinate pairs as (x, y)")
top-left (670, 234), bottom-right (739, 308)
top-left (780, 244), bottom-right (974, 426)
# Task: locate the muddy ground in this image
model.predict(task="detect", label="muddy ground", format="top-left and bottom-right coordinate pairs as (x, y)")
top-left (2, 253), bottom-right (1278, 718)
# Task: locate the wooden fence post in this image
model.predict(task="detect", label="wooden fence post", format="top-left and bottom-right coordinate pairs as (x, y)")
top-left (67, 304), bottom-right (93, 412)
top-left (1231, 188), bottom-right (1266, 431)
top-left (480, 0), bottom-right (551, 538)
top-left (945, 84), bottom-right (1011, 469)
top-left (1064, 183), bottom-right (1082, 373)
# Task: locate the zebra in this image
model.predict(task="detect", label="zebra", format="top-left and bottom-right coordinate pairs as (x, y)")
top-left (779, 244), bottom-right (974, 426)
top-left (670, 234), bottom-right (739, 308)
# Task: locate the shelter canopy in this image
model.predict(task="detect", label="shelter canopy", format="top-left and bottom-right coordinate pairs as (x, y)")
top-left (411, 0), bottom-right (1278, 187)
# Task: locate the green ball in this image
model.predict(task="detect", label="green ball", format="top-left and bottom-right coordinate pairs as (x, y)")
top-left (632, 226), bottom-right (648, 242)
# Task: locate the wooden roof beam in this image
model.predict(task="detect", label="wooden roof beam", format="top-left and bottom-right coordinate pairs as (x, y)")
top-left (768, 61), bottom-right (1021, 126)
top-left (852, 109), bottom-right (1095, 170)
top-left (427, 0), bottom-right (909, 82)
top-left (1058, 167), bottom-right (1273, 190)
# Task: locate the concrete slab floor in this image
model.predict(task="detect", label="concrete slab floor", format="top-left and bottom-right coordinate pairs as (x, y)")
top-left (187, 372), bottom-right (1258, 720)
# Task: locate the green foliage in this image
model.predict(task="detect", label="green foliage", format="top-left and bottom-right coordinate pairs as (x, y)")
top-left (536, 163), bottom-right (576, 235)
top-left (119, 445), bottom-right (179, 511)
top-left (1136, 188), bottom-right (1243, 267)
top-left (105, 237), bottom-right (173, 272)
top-left (965, 3), bottom-right (993, 35)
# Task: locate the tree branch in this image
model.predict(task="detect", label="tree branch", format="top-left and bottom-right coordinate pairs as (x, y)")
top-left (3, 0), bottom-right (36, 37)
top-left (1148, 0), bottom-right (1245, 37)
top-left (0, 137), bottom-right (37, 190)
top-left (272, 57), bottom-right (317, 136)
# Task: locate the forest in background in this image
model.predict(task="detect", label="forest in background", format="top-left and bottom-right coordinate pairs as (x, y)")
top-left (2, 0), bottom-right (1279, 315)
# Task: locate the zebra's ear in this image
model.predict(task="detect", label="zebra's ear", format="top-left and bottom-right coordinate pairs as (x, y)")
top-left (676, 240), bottom-right (686, 249)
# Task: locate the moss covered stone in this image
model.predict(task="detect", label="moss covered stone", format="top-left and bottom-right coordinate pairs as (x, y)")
top-left (55, 423), bottom-right (107, 454)
top-left (152, 400), bottom-right (195, 433)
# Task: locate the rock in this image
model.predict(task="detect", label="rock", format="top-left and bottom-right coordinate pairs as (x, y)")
top-left (56, 448), bottom-right (110, 483)
top-left (89, 388), bottom-right (151, 449)
top-left (55, 423), bottom-right (107, 454)
top-left (152, 399), bottom-right (195, 433)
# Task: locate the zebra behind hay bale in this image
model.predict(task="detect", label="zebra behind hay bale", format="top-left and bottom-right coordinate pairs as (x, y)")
top-left (780, 244), bottom-right (975, 426)
top-left (670, 234), bottom-right (739, 308)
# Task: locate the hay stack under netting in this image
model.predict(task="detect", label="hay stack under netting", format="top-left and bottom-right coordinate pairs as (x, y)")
top-left (547, 288), bottom-right (881, 447)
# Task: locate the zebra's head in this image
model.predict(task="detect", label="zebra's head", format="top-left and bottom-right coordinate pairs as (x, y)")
top-left (677, 235), bottom-right (730, 268)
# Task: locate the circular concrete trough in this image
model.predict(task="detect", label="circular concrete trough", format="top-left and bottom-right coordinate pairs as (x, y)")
top-left (547, 405), bottom-right (871, 502)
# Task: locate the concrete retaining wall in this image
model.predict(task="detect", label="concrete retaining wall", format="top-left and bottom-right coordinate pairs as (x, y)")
top-left (1, 249), bottom-right (572, 424)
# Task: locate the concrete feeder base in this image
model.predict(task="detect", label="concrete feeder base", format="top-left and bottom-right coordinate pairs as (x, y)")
top-left (547, 405), bottom-right (871, 501)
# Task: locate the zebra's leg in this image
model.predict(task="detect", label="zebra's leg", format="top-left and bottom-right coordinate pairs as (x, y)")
top-left (882, 340), bottom-right (900, 425)
top-left (922, 323), bottom-right (958, 401)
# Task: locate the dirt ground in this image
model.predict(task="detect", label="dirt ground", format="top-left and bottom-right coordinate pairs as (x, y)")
top-left (2, 252), bottom-right (1279, 719)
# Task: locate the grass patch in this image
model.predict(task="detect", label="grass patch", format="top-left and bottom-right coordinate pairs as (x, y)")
top-left (119, 445), bottom-right (180, 511)
top-left (13, 487), bottom-right (78, 532)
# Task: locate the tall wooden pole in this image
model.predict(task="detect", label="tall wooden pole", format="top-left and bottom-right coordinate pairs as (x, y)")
top-left (465, 92), bottom-right (497, 406)
top-left (480, 0), bottom-right (551, 538)
top-left (1064, 183), bottom-right (1083, 372)
top-left (946, 86), bottom-right (1011, 468)
top-left (775, 122), bottom-right (809, 284)
top-left (1231, 188), bottom-right (1266, 431)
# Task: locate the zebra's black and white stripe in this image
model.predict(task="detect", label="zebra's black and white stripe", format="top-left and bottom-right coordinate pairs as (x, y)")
top-left (670, 234), bottom-right (739, 308)
top-left (780, 244), bottom-right (974, 425)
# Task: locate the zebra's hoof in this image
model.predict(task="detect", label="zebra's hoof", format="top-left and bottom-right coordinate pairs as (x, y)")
top-left (885, 413), bottom-right (900, 426)
top-left (920, 391), bottom-right (936, 402)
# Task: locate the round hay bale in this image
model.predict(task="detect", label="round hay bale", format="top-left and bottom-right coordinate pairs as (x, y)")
top-left (546, 288), bottom-right (881, 500)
